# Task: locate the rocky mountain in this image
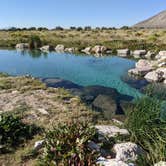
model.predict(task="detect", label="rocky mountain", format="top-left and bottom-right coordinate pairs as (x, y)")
top-left (134, 10), bottom-right (166, 28)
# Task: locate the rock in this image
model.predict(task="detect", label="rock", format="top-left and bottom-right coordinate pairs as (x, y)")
top-left (113, 142), bottom-right (143, 162)
top-left (112, 119), bottom-right (124, 126)
top-left (81, 47), bottom-right (91, 54)
top-left (106, 50), bottom-right (112, 54)
top-left (132, 50), bottom-right (147, 58)
top-left (117, 49), bottom-right (130, 57)
top-left (38, 108), bottom-right (49, 115)
top-left (158, 62), bottom-right (166, 67)
top-left (65, 47), bottom-right (77, 53)
top-left (92, 95), bottom-right (117, 118)
top-left (92, 45), bottom-right (107, 54)
top-left (164, 79), bottom-right (166, 84)
top-left (96, 157), bottom-right (135, 166)
top-left (145, 51), bottom-right (155, 59)
top-left (88, 141), bottom-right (100, 152)
top-left (156, 68), bottom-right (166, 79)
top-left (154, 161), bottom-right (166, 166)
top-left (55, 44), bottom-right (65, 52)
top-left (95, 125), bottom-right (129, 138)
top-left (144, 71), bottom-right (164, 82)
top-left (16, 43), bottom-right (29, 49)
top-left (128, 68), bottom-right (152, 77)
top-left (40, 45), bottom-right (54, 52)
top-left (34, 140), bottom-right (44, 151)
top-left (129, 60), bottom-right (154, 76)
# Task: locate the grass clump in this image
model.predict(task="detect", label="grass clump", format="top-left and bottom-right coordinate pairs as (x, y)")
top-left (125, 97), bottom-right (166, 165)
top-left (0, 113), bottom-right (38, 152)
top-left (39, 121), bottom-right (99, 166)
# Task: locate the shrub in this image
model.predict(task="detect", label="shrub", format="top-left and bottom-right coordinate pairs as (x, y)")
top-left (28, 35), bottom-right (42, 49)
top-left (125, 97), bottom-right (166, 165)
top-left (0, 113), bottom-right (38, 152)
top-left (40, 122), bottom-right (98, 166)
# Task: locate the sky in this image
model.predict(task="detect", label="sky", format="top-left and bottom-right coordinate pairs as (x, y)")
top-left (0, 0), bottom-right (166, 28)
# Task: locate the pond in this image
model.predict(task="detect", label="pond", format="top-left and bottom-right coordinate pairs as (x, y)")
top-left (0, 49), bottom-right (146, 98)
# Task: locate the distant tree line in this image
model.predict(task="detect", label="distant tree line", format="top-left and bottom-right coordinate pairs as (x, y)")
top-left (0, 26), bottom-right (131, 31)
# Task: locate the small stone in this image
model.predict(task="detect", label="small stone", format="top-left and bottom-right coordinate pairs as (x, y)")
top-left (34, 140), bottom-right (44, 151)
top-left (88, 141), bottom-right (100, 152)
top-left (38, 108), bottom-right (49, 115)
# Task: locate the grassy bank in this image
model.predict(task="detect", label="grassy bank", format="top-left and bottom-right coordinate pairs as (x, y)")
top-left (1, 29), bottom-right (166, 52)
top-left (0, 73), bottom-right (165, 165)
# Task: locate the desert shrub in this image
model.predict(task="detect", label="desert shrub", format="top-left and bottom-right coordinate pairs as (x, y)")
top-left (125, 97), bottom-right (166, 165)
top-left (0, 113), bottom-right (38, 152)
top-left (40, 122), bottom-right (99, 166)
top-left (28, 35), bottom-right (42, 49)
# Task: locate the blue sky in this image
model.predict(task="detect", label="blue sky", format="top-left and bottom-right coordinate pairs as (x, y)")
top-left (0, 0), bottom-right (166, 28)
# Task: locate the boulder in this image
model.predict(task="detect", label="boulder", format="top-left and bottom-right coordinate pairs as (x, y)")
top-left (95, 125), bottom-right (129, 138)
top-left (145, 51), bottom-right (155, 59)
top-left (81, 47), bottom-right (91, 54)
top-left (144, 70), bottom-right (164, 82)
top-left (16, 43), bottom-right (29, 49)
top-left (117, 49), bottom-right (130, 57)
top-left (40, 45), bottom-right (54, 52)
top-left (96, 157), bottom-right (135, 166)
top-left (92, 45), bottom-right (107, 54)
top-left (113, 142), bottom-right (143, 162)
top-left (128, 60), bottom-right (154, 76)
top-left (154, 161), bottom-right (166, 166)
top-left (55, 44), bottom-right (65, 52)
top-left (156, 51), bottom-right (166, 61)
top-left (132, 50), bottom-right (147, 58)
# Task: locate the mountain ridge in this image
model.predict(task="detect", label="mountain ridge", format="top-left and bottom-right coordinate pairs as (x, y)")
top-left (133, 10), bottom-right (166, 28)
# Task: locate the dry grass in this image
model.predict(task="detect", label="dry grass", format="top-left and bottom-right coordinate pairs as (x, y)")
top-left (1, 29), bottom-right (166, 51)
top-left (0, 75), bottom-right (96, 166)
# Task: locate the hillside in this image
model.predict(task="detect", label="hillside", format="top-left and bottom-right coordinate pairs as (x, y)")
top-left (134, 10), bottom-right (166, 28)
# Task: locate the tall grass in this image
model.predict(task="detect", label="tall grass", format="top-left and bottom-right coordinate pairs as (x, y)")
top-left (125, 97), bottom-right (166, 165)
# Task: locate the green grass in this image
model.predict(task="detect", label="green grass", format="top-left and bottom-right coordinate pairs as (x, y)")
top-left (125, 97), bottom-right (166, 165)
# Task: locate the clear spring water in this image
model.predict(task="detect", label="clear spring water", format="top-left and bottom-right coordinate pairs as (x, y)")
top-left (0, 49), bottom-right (142, 98)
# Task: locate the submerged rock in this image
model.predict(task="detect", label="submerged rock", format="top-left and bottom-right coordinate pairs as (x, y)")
top-left (113, 142), bottom-right (143, 162)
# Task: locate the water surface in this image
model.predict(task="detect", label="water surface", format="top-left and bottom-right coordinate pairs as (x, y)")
top-left (0, 49), bottom-right (142, 97)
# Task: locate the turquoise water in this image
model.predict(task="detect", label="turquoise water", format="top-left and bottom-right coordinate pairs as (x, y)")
top-left (0, 49), bottom-right (141, 98)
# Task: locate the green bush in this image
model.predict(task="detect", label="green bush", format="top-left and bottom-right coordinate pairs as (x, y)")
top-left (0, 113), bottom-right (38, 152)
top-left (40, 122), bottom-right (98, 166)
top-left (125, 97), bottom-right (166, 165)
top-left (28, 35), bottom-right (42, 49)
